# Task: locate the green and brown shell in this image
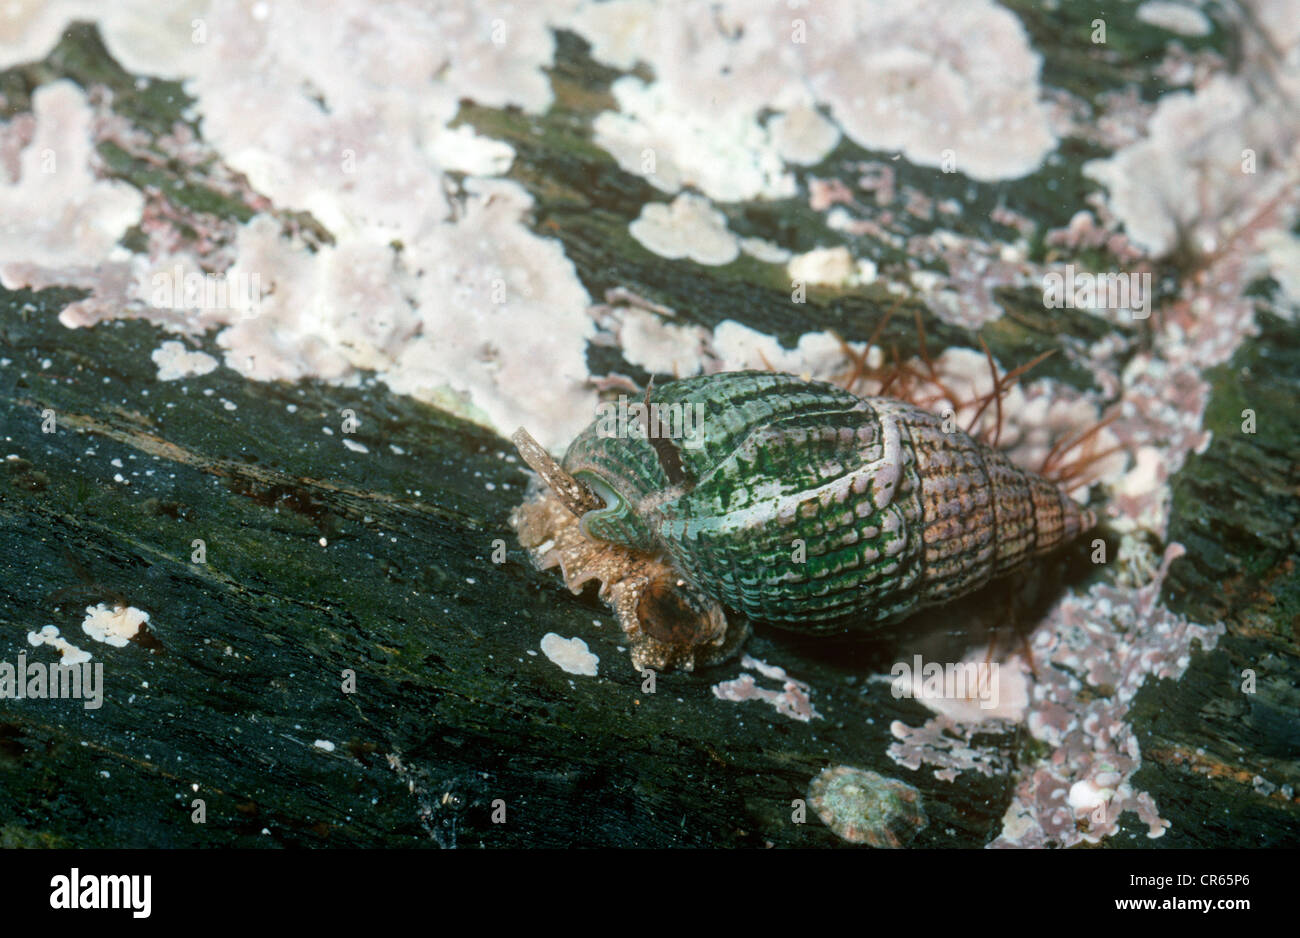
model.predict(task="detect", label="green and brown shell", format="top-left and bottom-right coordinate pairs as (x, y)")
top-left (511, 370), bottom-right (1096, 671)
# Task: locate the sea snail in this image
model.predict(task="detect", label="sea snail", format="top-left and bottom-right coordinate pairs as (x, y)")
top-left (511, 370), bottom-right (1097, 671)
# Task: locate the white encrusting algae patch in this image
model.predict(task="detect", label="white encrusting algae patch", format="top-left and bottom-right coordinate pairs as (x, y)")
top-left (27, 625), bottom-right (92, 666)
top-left (0, 0), bottom-right (1069, 453)
top-left (2, 0), bottom-right (595, 452)
top-left (0, 81), bottom-right (143, 278)
top-left (81, 603), bottom-right (149, 647)
top-left (151, 341), bottom-right (219, 381)
top-left (1136, 1), bottom-right (1213, 37)
top-left (540, 633), bottom-right (599, 677)
top-left (787, 246), bottom-right (874, 286)
top-left (592, 76), bottom-right (799, 202)
top-left (566, 0), bottom-right (1057, 186)
top-left (768, 103), bottom-right (841, 166)
top-left (629, 194), bottom-right (740, 266)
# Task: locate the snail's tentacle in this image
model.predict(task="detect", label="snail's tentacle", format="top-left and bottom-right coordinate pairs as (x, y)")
top-left (510, 427), bottom-right (604, 518)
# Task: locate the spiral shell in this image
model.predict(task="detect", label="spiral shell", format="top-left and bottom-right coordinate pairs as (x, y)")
top-left (512, 369), bottom-right (1096, 668)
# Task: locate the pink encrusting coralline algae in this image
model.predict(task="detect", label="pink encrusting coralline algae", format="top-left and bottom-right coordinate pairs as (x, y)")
top-left (713, 655), bottom-right (823, 723)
